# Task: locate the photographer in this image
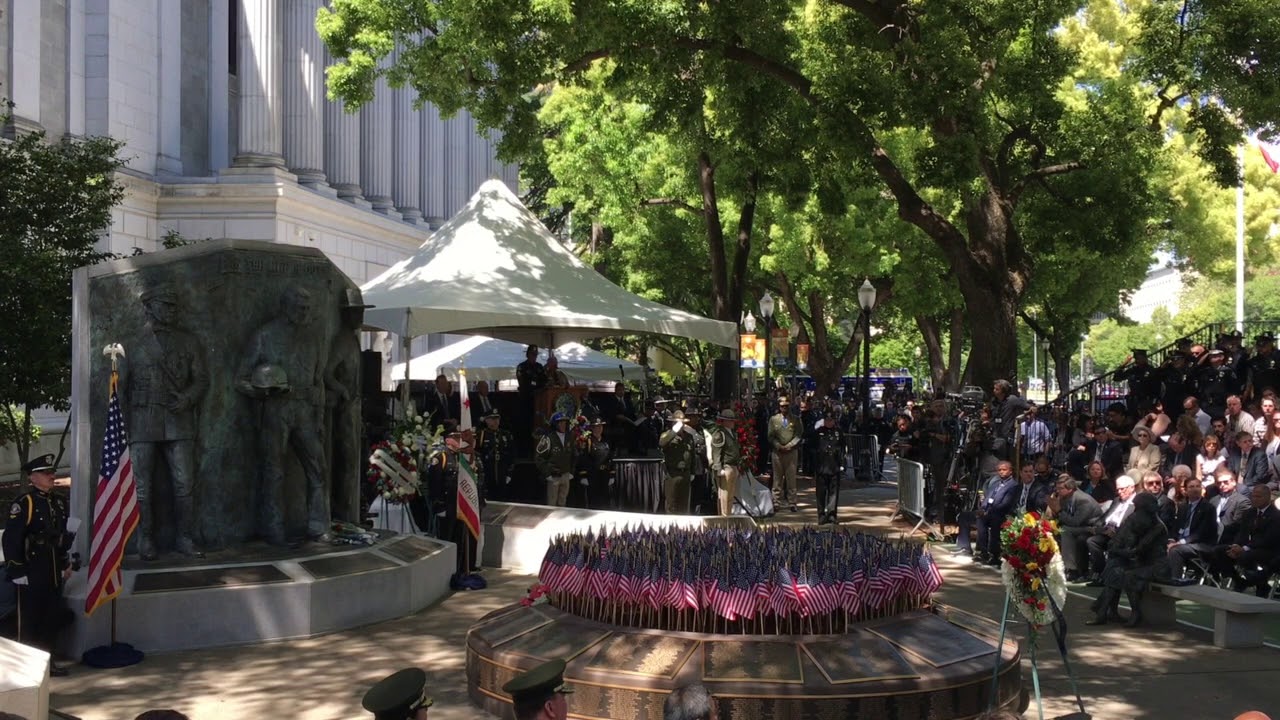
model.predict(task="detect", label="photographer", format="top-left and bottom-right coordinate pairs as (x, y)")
top-left (987, 379), bottom-right (1028, 468)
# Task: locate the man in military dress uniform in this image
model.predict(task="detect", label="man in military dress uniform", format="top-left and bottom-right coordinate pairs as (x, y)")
top-left (707, 410), bottom-right (743, 516)
top-left (1115, 349), bottom-right (1161, 417)
top-left (536, 413), bottom-right (577, 507)
top-left (124, 286), bottom-right (208, 559)
top-left (3, 455), bottom-right (75, 675)
top-left (814, 411), bottom-right (846, 524)
top-left (767, 397), bottom-right (801, 512)
top-left (361, 667), bottom-right (433, 719)
top-left (476, 410), bottom-right (514, 502)
top-left (659, 410), bottom-right (696, 514)
top-left (1246, 332), bottom-right (1279, 401)
top-left (504, 658), bottom-right (573, 720)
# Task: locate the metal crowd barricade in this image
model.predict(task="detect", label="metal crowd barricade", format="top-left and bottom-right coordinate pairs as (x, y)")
top-left (846, 433), bottom-right (884, 482)
top-left (891, 457), bottom-right (937, 538)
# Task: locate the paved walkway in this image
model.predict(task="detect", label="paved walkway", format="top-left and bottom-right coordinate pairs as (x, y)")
top-left (47, 469), bottom-right (1280, 720)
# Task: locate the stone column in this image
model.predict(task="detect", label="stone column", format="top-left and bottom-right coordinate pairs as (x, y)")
top-left (232, 0), bottom-right (285, 167)
top-left (208, 0), bottom-right (230, 172)
top-left (156, 0), bottom-right (183, 175)
top-left (283, 0), bottom-right (327, 188)
top-left (7, 0), bottom-right (42, 134)
top-left (323, 60), bottom-right (365, 205)
top-left (66, 0), bottom-right (87, 137)
top-left (443, 111), bottom-right (471, 217)
top-left (391, 51), bottom-right (422, 223)
top-left (359, 69), bottom-right (396, 215)
top-left (420, 104), bottom-right (446, 224)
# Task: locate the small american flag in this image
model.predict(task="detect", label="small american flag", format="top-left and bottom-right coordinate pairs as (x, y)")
top-left (85, 373), bottom-right (140, 616)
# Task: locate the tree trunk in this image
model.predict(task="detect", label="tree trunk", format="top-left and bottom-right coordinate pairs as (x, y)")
top-left (914, 308), bottom-right (966, 393)
top-left (697, 151), bottom-right (730, 323)
top-left (957, 281), bottom-right (1020, 391)
top-left (1052, 346), bottom-right (1075, 399)
top-left (946, 307), bottom-right (965, 391)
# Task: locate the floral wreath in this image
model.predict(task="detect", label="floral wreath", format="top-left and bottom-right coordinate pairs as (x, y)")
top-left (999, 511), bottom-right (1067, 628)
top-left (367, 439), bottom-right (420, 504)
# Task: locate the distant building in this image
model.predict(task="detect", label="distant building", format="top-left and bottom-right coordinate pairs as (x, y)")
top-left (1121, 265), bottom-right (1186, 324)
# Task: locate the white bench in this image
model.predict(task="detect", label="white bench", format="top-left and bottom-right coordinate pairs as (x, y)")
top-left (1145, 583), bottom-right (1280, 648)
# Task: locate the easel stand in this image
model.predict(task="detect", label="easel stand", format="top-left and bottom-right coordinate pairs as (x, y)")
top-left (987, 590), bottom-right (1089, 720)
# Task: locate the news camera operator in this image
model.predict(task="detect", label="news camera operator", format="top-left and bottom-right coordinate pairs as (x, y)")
top-left (987, 379), bottom-right (1029, 471)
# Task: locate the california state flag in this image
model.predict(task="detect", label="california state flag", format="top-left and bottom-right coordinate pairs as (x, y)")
top-left (457, 455), bottom-right (481, 539)
top-left (1261, 140), bottom-right (1280, 173)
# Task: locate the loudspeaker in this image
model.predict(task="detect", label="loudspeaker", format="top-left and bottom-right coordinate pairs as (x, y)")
top-left (712, 358), bottom-right (737, 402)
top-left (360, 350), bottom-right (383, 396)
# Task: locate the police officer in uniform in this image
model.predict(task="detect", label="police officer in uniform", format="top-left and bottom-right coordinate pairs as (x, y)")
top-left (504, 658), bottom-right (574, 720)
top-left (707, 410), bottom-right (743, 516)
top-left (1197, 348), bottom-right (1237, 418)
top-left (515, 345), bottom-right (547, 456)
top-left (684, 407), bottom-right (711, 515)
top-left (3, 455), bottom-right (75, 675)
top-left (1246, 332), bottom-right (1279, 401)
top-left (575, 419), bottom-right (612, 509)
top-left (659, 410), bottom-right (696, 514)
top-left (814, 411), bottom-right (846, 524)
top-left (1115, 349), bottom-right (1161, 416)
top-left (362, 667), bottom-right (434, 719)
top-left (477, 410), bottom-right (514, 501)
top-left (1158, 350), bottom-right (1196, 423)
top-left (767, 397), bottom-right (801, 512)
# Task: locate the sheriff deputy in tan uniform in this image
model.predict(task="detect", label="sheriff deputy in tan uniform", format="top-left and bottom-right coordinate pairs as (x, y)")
top-left (707, 410), bottom-right (743, 516)
top-left (767, 396), bottom-right (801, 512)
top-left (658, 410), bottom-right (695, 514)
top-left (536, 412), bottom-right (577, 506)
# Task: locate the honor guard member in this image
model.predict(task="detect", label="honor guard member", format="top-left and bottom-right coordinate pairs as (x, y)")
top-left (684, 407), bottom-right (712, 514)
top-left (1197, 349), bottom-right (1236, 418)
top-left (767, 397), bottom-right (801, 512)
top-left (582, 419), bottom-right (612, 509)
top-left (814, 411), bottom-right (847, 524)
top-left (659, 410), bottom-right (696, 514)
top-left (707, 410), bottom-right (743, 516)
top-left (1246, 332), bottom-right (1280, 401)
top-left (516, 345), bottom-right (547, 394)
top-left (1115, 349), bottom-right (1161, 416)
top-left (362, 667), bottom-right (433, 719)
top-left (504, 658), bottom-right (573, 720)
top-left (424, 431), bottom-right (467, 578)
top-left (477, 410), bottom-right (514, 502)
top-left (1159, 350), bottom-right (1196, 422)
top-left (536, 413), bottom-right (577, 507)
top-left (3, 455), bottom-right (76, 675)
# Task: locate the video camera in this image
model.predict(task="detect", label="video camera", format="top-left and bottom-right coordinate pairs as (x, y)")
top-left (945, 386), bottom-right (987, 416)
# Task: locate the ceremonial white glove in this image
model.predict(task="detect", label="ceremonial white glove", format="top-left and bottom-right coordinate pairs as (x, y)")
top-left (12, 577), bottom-right (27, 586)
top-left (674, 420), bottom-right (684, 433)
top-left (505, 475), bottom-right (512, 485)
top-left (580, 477), bottom-right (589, 486)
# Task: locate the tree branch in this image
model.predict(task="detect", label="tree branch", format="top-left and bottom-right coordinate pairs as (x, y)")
top-left (640, 198), bottom-right (704, 215)
top-left (1010, 162), bottom-right (1086, 205)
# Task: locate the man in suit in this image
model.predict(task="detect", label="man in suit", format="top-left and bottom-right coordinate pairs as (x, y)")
top-left (1160, 433), bottom-right (1198, 478)
top-left (470, 380), bottom-right (496, 420)
top-left (1230, 431), bottom-right (1271, 492)
top-left (1210, 483), bottom-right (1280, 595)
top-left (954, 461), bottom-right (1018, 565)
top-left (1077, 426), bottom-right (1127, 481)
top-left (1211, 469), bottom-right (1251, 542)
top-left (1085, 475), bottom-right (1138, 584)
top-left (1051, 475), bottom-right (1104, 581)
top-left (1003, 462), bottom-right (1052, 516)
top-left (424, 374), bottom-right (460, 424)
top-left (1165, 478), bottom-right (1220, 580)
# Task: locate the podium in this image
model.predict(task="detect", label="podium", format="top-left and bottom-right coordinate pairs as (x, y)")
top-left (536, 385), bottom-right (588, 422)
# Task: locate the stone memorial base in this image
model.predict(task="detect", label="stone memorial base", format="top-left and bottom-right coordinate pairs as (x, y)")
top-left (63, 532), bottom-right (455, 656)
top-left (467, 603), bottom-right (1024, 719)
top-left (0, 636), bottom-right (50, 719)
top-left (481, 502), bottom-right (756, 574)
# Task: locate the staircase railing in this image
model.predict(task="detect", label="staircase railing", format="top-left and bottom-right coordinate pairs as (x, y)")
top-left (1057, 320), bottom-right (1280, 415)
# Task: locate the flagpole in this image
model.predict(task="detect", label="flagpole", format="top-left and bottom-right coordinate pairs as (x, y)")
top-left (1236, 142), bottom-right (1245, 333)
top-left (402, 310), bottom-right (413, 421)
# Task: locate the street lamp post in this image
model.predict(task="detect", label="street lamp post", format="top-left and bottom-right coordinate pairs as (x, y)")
top-left (1040, 338), bottom-right (1051, 403)
top-left (858, 279), bottom-right (877, 426)
top-left (759, 292), bottom-right (776, 397)
top-left (743, 312), bottom-right (757, 394)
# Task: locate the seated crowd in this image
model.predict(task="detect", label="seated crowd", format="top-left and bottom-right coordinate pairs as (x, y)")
top-left (957, 330), bottom-right (1280, 626)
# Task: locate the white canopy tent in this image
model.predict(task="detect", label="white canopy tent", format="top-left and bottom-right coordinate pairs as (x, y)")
top-left (390, 336), bottom-right (645, 384)
top-left (359, 179), bottom-right (737, 348)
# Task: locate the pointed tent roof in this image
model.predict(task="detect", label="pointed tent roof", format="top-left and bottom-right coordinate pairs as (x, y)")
top-left (390, 336), bottom-right (646, 384)
top-left (360, 180), bottom-right (737, 347)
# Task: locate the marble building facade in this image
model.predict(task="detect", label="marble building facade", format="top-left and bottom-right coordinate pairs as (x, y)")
top-left (1, 0), bottom-right (517, 284)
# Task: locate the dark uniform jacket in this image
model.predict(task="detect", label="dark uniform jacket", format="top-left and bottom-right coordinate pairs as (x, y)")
top-left (3, 489), bottom-right (72, 592)
top-left (814, 425), bottom-right (846, 476)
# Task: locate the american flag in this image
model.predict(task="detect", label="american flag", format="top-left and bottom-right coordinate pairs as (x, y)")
top-left (85, 373), bottom-right (140, 616)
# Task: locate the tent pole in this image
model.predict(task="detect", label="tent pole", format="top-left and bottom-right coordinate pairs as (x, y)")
top-left (402, 310), bottom-right (413, 421)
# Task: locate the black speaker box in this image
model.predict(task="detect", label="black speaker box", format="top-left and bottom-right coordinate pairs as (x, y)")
top-left (360, 350), bottom-right (383, 396)
top-left (712, 358), bottom-right (737, 402)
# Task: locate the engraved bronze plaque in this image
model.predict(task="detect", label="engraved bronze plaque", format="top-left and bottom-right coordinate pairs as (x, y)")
top-left (569, 680), bottom-right (666, 720)
top-left (802, 634), bottom-right (918, 684)
top-left (584, 633), bottom-right (699, 680)
top-left (936, 604), bottom-right (1004, 640)
top-left (380, 535), bottom-right (445, 564)
top-left (300, 551), bottom-right (398, 579)
top-left (481, 504), bottom-right (511, 525)
top-left (703, 641), bottom-right (803, 684)
top-left (499, 505), bottom-right (556, 529)
top-left (869, 613), bottom-right (996, 667)
top-left (132, 564), bottom-right (291, 593)
top-left (472, 608), bottom-right (553, 647)
top-left (498, 620), bottom-right (609, 661)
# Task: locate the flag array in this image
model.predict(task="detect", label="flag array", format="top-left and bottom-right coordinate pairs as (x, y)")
top-left (535, 526), bottom-right (944, 633)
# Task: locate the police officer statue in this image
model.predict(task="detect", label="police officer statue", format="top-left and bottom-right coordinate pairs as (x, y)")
top-left (3, 455), bottom-right (77, 675)
top-left (814, 411), bottom-right (846, 524)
